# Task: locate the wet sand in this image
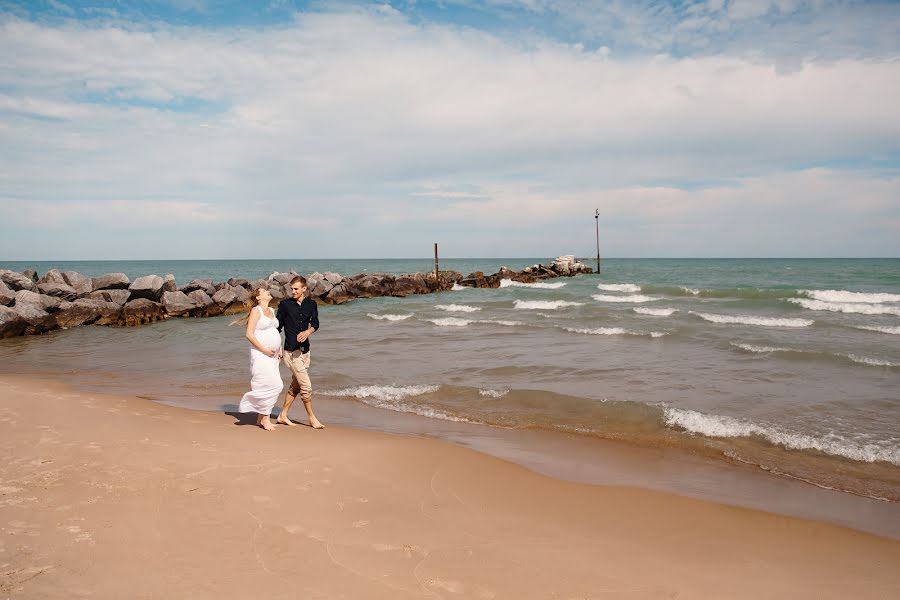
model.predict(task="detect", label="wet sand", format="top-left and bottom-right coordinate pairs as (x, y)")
top-left (2, 375), bottom-right (899, 599)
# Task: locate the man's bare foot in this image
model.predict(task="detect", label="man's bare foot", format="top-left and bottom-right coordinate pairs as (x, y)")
top-left (309, 416), bottom-right (325, 430)
top-left (259, 415), bottom-right (276, 431)
top-left (276, 415), bottom-right (295, 426)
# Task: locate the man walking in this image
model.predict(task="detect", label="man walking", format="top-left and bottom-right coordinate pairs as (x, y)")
top-left (275, 275), bottom-right (324, 429)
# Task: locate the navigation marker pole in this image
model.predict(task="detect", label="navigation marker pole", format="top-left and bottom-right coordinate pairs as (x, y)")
top-left (594, 208), bottom-right (600, 274)
top-left (434, 242), bottom-right (439, 281)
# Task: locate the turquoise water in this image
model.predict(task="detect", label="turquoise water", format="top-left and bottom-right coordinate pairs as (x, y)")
top-left (1, 257), bottom-right (898, 508)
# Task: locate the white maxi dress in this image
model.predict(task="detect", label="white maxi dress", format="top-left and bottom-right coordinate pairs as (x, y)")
top-left (238, 306), bottom-right (284, 416)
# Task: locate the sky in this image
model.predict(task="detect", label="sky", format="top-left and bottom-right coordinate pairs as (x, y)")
top-left (0, 0), bottom-right (898, 259)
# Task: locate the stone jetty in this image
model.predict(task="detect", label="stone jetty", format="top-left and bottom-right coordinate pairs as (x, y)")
top-left (0, 256), bottom-right (592, 338)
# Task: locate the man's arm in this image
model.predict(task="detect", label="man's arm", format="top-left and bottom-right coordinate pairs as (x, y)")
top-left (297, 300), bottom-right (318, 343)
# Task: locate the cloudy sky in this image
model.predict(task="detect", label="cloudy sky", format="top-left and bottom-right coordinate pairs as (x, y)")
top-left (1, 0), bottom-right (898, 259)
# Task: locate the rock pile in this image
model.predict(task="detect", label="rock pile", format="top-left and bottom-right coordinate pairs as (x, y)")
top-left (0, 256), bottom-right (592, 338)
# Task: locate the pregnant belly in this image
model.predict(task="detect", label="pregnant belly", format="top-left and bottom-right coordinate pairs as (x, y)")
top-left (256, 329), bottom-right (281, 351)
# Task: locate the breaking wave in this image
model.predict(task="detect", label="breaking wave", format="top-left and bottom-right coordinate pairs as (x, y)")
top-left (801, 289), bottom-right (900, 304)
top-left (788, 298), bottom-right (900, 316)
top-left (564, 326), bottom-right (666, 338)
top-left (690, 311), bottom-right (814, 328)
top-left (664, 408), bottom-right (900, 465)
top-left (450, 283), bottom-right (469, 291)
top-left (731, 343), bottom-right (794, 354)
top-left (513, 300), bottom-right (583, 310)
top-left (367, 313), bottom-right (413, 321)
top-left (633, 307), bottom-right (677, 317)
top-left (855, 325), bottom-right (900, 336)
top-left (321, 384), bottom-right (474, 423)
top-left (842, 354), bottom-right (900, 367)
top-left (479, 389), bottom-right (510, 398)
top-left (500, 278), bottom-right (567, 289)
top-left (425, 317), bottom-right (473, 327)
top-left (435, 304), bottom-right (480, 313)
top-left (596, 283), bottom-right (641, 292)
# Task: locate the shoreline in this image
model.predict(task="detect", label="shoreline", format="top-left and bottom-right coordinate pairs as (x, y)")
top-left (2, 375), bottom-right (899, 598)
top-left (7, 370), bottom-right (900, 541)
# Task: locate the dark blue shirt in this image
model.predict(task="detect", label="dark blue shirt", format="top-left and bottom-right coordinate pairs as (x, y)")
top-left (276, 297), bottom-right (320, 353)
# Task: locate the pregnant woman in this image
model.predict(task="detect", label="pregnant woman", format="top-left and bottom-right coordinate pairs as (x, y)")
top-left (234, 288), bottom-right (284, 431)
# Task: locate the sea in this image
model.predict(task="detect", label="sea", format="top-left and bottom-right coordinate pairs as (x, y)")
top-left (2, 258), bottom-right (899, 536)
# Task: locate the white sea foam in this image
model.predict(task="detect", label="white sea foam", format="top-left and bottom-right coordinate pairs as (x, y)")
top-left (326, 384), bottom-right (440, 402)
top-left (450, 283), bottom-right (469, 291)
top-left (592, 294), bottom-right (658, 303)
top-left (426, 317), bottom-right (473, 327)
top-left (664, 408), bottom-right (900, 465)
top-left (843, 354), bottom-right (899, 367)
top-left (855, 325), bottom-right (900, 335)
top-left (633, 307), bottom-right (677, 316)
top-left (435, 304), bottom-right (481, 313)
top-left (731, 342), bottom-right (793, 354)
top-left (565, 326), bottom-right (665, 338)
top-left (367, 313), bottom-right (413, 321)
top-left (690, 311), bottom-right (813, 327)
top-left (681, 287), bottom-right (700, 295)
top-left (499, 278), bottom-right (567, 289)
top-left (479, 389), bottom-right (509, 398)
top-left (323, 384), bottom-right (474, 423)
top-left (802, 289), bottom-right (900, 304)
top-left (480, 319), bottom-right (525, 327)
top-left (788, 298), bottom-right (900, 316)
top-left (513, 300), bottom-right (583, 310)
top-left (596, 283), bottom-right (641, 292)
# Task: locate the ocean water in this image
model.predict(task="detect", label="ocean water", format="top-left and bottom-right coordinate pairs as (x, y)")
top-left (1, 258), bottom-right (899, 506)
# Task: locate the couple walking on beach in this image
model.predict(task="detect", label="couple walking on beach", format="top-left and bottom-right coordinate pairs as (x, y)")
top-left (234, 276), bottom-right (325, 431)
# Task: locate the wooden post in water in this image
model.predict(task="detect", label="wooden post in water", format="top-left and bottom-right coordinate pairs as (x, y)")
top-left (434, 242), bottom-right (439, 280)
top-left (594, 208), bottom-right (600, 273)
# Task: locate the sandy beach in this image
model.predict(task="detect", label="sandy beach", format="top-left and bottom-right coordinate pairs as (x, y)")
top-left (2, 375), bottom-right (899, 599)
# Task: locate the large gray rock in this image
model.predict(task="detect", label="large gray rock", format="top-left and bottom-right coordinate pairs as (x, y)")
top-left (120, 298), bottom-right (166, 327)
top-left (162, 274), bottom-right (177, 293)
top-left (269, 272), bottom-right (294, 285)
top-left (212, 287), bottom-right (238, 308)
top-left (129, 274), bottom-right (165, 301)
top-left (391, 274), bottom-right (430, 296)
top-left (186, 290), bottom-right (217, 317)
top-left (232, 285), bottom-right (251, 304)
top-left (227, 277), bottom-right (249, 288)
top-left (14, 290), bottom-right (62, 312)
top-left (54, 299), bottom-right (105, 328)
top-left (323, 272), bottom-right (343, 285)
top-left (0, 305), bottom-right (26, 338)
top-left (92, 273), bottom-right (130, 290)
top-left (62, 271), bottom-right (93, 297)
top-left (180, 279), bottom-right (215, 296)
top-left (307, 272), bottom-right (334, 298)
top-left (89, 289), bottom-right (130, 306)
top-left (37, 281), bottom-right (78, 301)
top-left (0, 270), bottom-right (36, 292)
top-left (22, 269), bottom-right (38, 283)
top-left (11, 302), bottom-right (55, 334)
top-left (0, 280), bottom-right (14, 306)
top-left (38, 269), bottom-right (67, 285)
top-left (161, 291), bottom-right (197, 317)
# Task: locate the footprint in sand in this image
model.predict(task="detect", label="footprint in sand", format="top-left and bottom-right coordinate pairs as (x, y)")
top-left (351, 520), bottom-right (369, 528)
top-left (284, 524), bottom-right (305, 535)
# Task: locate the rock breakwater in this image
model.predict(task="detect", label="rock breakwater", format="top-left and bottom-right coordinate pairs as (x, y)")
top-left (0, 256), bottom-right (591, 338)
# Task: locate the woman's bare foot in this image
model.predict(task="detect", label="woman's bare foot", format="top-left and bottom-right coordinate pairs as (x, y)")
top-left (309, 415), bottom-right (325, 430)
top-left (259, 415), bottom-right (276, 431)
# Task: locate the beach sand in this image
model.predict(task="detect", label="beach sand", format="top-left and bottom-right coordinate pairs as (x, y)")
top-left (1, 376), bottom-right (898, 599)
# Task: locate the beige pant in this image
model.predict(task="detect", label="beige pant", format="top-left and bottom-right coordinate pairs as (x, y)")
top-left (283, 349), bottom-right (312, 403)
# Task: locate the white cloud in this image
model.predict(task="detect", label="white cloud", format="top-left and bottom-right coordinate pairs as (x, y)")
top-left (0, 7), bottom-right (897, 258)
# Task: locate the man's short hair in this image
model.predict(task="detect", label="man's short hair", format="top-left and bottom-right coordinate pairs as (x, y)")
top-left (290, 275), bottom-right (307, 286)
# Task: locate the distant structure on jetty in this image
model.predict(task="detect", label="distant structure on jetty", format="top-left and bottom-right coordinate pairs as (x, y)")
top-left (0, 256), bottom-right (591, 339)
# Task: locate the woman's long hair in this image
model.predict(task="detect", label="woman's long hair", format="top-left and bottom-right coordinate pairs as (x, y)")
top-left (229, 287), bottom-right (269, 326)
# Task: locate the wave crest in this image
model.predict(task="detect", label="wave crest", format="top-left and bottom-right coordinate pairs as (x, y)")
top-left (664, 408), bottom-right (900, 465)
top-left (801, 289), bottom-right (900, 304)
top-left (513, 300), bottom-right (583, 310)
top-left (788, 298), bottom-right (900, 316)
top-left (592, 294), bottom-right (658, 303)
top-left (633, 307), bottom-right (676, 316)
top-left (690, 311), bottom-right (813, 327)
top-left (596, 283), bottom-right (641, 292)
top-left (435, 304), bottom-right (480, 313)
top-left (500, 278), bottom-right (566, 289)
top-left (367, 313), bottom-right (413, 321)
